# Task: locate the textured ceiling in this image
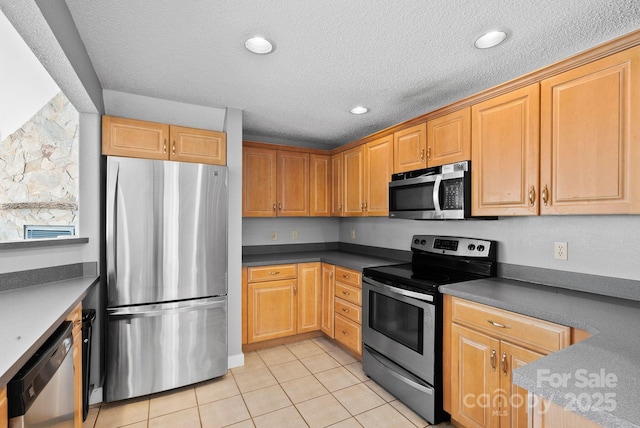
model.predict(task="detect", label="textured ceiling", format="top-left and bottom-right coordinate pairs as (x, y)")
top-left (64, 0), bottom-right (640, 149)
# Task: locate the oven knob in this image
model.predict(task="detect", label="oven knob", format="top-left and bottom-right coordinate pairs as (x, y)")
top-left (414, 239), bottom-right (420, 245)
top-left (477, 245), bottom-right (485, 252)
top-left (420, 239), bottom-right (427, 245)
top-left (467, 244), bottom-right (476, 251)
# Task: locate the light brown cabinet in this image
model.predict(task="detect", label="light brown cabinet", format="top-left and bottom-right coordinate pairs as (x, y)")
top-left (471, 84), bottom-right (541, 216)
top-left (0, 386), bottom-right (7, 428)
top-left (529, 396), bottom-right (603, 428)
top-left (342, 136), bottom-right (393, 217)
top-left (426, 107), bottom-right (471, 167)
top-left (309, 154), bottom-right (331, 217)
top-left (393, 123), bottom-right (427, 173)
top-left (320, 263), bottom-right (335, 338)
top-left (445, 296), bottom-right (570, 428)
top-left (333, 266), bottom-right (363, 355)
top-left (540, 45), bottom-right (640, 214)
top-left (330, 153), bottom-right (344, 216)
top-left (242, 145), bottom-right (310, 217)
top-left (102, 116), bottom-right (226, 165)
top-left (245, 263), bottom-right (322, 344)
top-left (66, 303), bottom-right (83, 428)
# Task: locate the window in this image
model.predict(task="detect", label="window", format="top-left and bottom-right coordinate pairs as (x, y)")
top-left (0, 11), bottom-right (79, 242)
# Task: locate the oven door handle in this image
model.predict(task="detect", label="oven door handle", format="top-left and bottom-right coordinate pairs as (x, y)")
top-left (364, 277), bottom-right (434, 303)
top-left (367, 348), bottom-right (433, 395)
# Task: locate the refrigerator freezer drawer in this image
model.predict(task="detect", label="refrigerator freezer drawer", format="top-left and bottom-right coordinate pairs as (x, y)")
top-left (106, 296), bottom-right (228, 402)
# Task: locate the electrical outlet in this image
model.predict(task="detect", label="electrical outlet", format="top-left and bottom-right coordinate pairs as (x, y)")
top-left (351, 229), bottom-right (356, 239)
top-left (292, 230), bottom-right (298, 240)
top-left (271, 231), bottom-right (278, 241)
top-left (554, 242), bottom-right (568, 260)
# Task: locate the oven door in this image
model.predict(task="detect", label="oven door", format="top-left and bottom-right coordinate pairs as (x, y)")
top-left (362, 275), bottom-right (436, 384)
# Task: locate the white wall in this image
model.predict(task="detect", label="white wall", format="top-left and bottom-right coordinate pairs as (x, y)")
top-left (339, 216), bottom-right (640, 281)
top-left (243, 217), bottom-right (340, 246)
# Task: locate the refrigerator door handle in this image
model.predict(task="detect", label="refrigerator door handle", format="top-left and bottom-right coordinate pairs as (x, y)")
top-left (108, 297), bottom-right (226, 320)
top-left (106, 160), bottom-right (119, 286)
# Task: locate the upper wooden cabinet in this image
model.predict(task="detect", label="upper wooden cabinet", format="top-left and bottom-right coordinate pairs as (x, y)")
top-left (471, 84), bottom-right (541, 216)
top-left (540, 45), bottom-right (640, 215)
top-left (393, 123), bottom-right (426, 173)
top-left (102, 116), bottom-right (226, 165)
top-left (242, 144), bottom-right (309, 217)
top-left (310, 154), bottom-right (331, 217)
top-left (330, 153), bottom-right (344, 216)
top-left (343, 136), bottom-right (393, 217)
top-left (426, 107), bottom-right (471, 167)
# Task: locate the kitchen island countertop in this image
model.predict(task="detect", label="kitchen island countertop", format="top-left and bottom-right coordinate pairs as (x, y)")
top-left (441, 278), bottom-right (640, 428)
top-left (0, 275), bottom-right (98, 387)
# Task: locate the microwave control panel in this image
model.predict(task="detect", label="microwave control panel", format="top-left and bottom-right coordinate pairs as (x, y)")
top-left (443, 178), bottom-right (464, 210)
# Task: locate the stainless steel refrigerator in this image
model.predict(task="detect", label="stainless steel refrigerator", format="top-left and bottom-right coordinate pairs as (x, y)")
top-left (105, 156), bottom-right (228, 402)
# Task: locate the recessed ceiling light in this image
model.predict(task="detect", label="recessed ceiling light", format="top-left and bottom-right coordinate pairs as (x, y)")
top-left (350, 106), bottom-right (368, 115)
top-left (474, 31), bottom-right (507, 49)
top-left (244, 36), bottom-right (273, 54)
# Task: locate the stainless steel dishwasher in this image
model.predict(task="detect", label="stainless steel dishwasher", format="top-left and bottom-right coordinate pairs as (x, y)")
top-left (7, 321), bottom-right (74, 428)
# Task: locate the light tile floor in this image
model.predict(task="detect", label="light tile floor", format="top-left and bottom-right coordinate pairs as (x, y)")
top-left (84, 337), bottom-right (454, 428)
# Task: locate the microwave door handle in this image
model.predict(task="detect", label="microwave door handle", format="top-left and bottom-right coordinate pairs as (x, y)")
top-left (432, 175), bottom-right (443, 217)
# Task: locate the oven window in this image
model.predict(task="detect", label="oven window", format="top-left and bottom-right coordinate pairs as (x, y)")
top-left (368, 291), bottom-right (424, 353)
top-left (390, 183), bottom-right (435, 211)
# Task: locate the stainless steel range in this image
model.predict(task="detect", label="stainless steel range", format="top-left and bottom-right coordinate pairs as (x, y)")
top-left (362, 235), bottom-right (496, 424)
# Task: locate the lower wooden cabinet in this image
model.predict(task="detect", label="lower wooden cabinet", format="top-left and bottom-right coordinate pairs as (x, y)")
top-left (333, 266), bottom-right (362, 356)
top-left (0, 386), bottom-right (7, 428)
top-left (320, 263), bottom-right (335, 338)
top-left (66, 303), bottom-right (83, 428)
top-left (445, 295), bottom-right (570, 428)
top-left (245, 263), bottom-right (322, 344)
top-left (529, 396), bottom-right (603, 427)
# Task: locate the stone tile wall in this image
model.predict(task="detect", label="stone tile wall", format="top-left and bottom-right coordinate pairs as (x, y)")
top-left (0, 91), bottom-right (79, 241)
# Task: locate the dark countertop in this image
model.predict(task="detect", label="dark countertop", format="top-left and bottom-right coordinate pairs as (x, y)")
top-left (242, 250), bottom-right (405, 272)
top-left (0, 275), bottom-right (98, 387)
top-left (440, 278), bottom-right (640, 428)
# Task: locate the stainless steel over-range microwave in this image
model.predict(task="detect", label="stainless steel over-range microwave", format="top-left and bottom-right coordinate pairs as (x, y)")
top-left (389, 160), bottom-right (490, 220)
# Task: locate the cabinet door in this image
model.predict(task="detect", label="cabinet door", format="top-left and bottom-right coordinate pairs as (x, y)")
top-left (321, 263), bottom-right (335, 338)
top-left (540, 45), bottom-right (640, 214)
top-left (451, 323), bottom-right (501, 428)
top-left (472, 84), bottom-right (540, 216)
top-left (365, 136), bottom-right (393, 216)
top-left (243, 146), bottom-right (277, 217)
top-left (102, 116), bottom-right (169, 160)
top-left (331, 153), bottom-right (344, 216)
top-left (343, 145), bottom-right (365, 216)
top-left (310, 154), bottom-right (331, 216)
top-left (335, 313), bottom-right (362, 355)
top-left (277, 150), bottom-right (310, 216)
top-left (499, 342), bottom-right (545, 428)
top-left (0, 386), bottom-right (7, 428)
top-left (169, 125), bottom-right (226, 165)
top-left (297, 263), bottom-right (322, 333)
top-left (247, 279), bottom-right (297, 343)
top-left (393, 123), bottom-right (427, 173)
top-left (427, 107), bottom-right (471, 167)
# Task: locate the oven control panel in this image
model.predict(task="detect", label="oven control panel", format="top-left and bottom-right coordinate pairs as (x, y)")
top-left (412, 235), bottom-right (494, 258)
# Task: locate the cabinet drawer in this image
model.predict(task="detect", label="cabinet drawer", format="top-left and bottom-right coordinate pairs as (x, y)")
top-left (248, 264), bottom-right (297, 282)
top-left (335, 266), bottom-right (361, 288)
top-left (335, 283), bottom-right (362, 306)
top-left (451, 297), bottom-right (570, 353)
top-left (335, 314), bottom-right (362, 355)
top-left (335, 297), bottom-right (361, 324)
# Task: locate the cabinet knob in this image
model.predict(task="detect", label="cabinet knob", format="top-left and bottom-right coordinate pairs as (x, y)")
top-left (542, 184), bottom-right (549, 206)
top-left (528, 185), bottom-right (536, 207)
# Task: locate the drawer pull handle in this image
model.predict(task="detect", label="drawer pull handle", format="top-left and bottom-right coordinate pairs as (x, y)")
top-left (269, 271), bottom-right (280, 275)
top-left (487, 320), bottom-right (510, 329)
top-left (501, 352), bottom-right (508, 376)
top-left (343, 291), bottom-right (350, 296)
top-left (343, 274), bottom-right (350, 279)
top-left (342, 308), bottom-right (349, 313)
top-left (342, 330), bottom-right (349, 336)
top-left (490, 349), bottom-right (496, 372)
top-left (528, 185), bottom-right (536, 207)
